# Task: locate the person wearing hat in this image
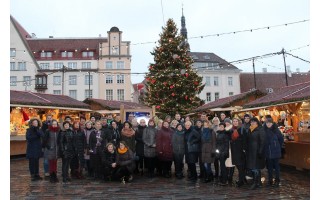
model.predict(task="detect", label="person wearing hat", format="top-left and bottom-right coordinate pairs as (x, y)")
top-left (263, 117), bottom-right (284, 187)
top-left (246, 117), bottom-right (266, 189)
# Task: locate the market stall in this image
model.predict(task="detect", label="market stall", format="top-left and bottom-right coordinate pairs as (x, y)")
top-left (10, 90), bottom-right (92, 156)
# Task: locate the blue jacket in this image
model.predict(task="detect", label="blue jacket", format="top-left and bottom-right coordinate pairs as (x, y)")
top-left (26, 126), bottom-right (43, 159)
top-left (264, 123), bottom-right (284, 159)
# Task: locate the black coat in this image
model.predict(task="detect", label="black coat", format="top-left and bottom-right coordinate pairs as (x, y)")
top-left (101, 149), bottom-right (117, 168)
top-left (185, 128), bottom-right (201, 163)
top-left (116, 149), bottom-right (135, 173)
top-left (172, 131), bottom-right (185, 156)
top-left (60, 129), bottom-right (75, 159)
top-left (264, 123), bottom-right (284, 159)
top-left (89, 130), bottom-right (105, 155)
top-left (73, 128), bottom-right (86, 155)
top-left (215, 130), bottom-right (230, 159)
top-left (26, 126), bottom-right (43, 159)
top-left (135, 125), bottom-right (146, 157)
top-left (107, 127), bottom-right (121, 148)
top-left (246, 126), bottom-right (266, 169)
top-left (230, 127), bottom-right (247, 166)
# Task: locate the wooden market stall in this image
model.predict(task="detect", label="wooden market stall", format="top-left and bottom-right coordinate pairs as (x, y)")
top-left (10, 90), bottom-right (92, 156)
top-left (237, 82), bottom-right (310, 170)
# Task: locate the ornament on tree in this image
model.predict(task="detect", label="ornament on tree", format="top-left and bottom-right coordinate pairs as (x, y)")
top-left (172, 54), bottom-right (180, 59)
top-left (151, 79), bottom-right (156, 84)
top-left (163, 82), bottom-right (167, 85)
top-left (194, 81), bottom-right (199, 85)
top-left (170, 85), bottom-right (175, 89)
top-left (185, 95), bottom-right (188, 100)
top-left (185, 73), bottom-right (189, 77)
top-left (156, 105), bottom-right (160, 109)
top-left (171, 93), bottom-right (175, 96)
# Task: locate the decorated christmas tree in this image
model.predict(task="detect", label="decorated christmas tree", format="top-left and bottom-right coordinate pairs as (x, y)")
top-left (144, 18), bottom-right (205, 117)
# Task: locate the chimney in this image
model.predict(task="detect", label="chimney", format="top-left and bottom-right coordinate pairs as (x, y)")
top-left (49, 36), bottom-right (54, 38)
top-left (262, 68), bottom-right (267, 73)
top-left (296, 68), bottom-right (300, 73)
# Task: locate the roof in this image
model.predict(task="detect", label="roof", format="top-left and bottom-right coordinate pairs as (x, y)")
top-left (195, 90), bottom-right (265, 112)
top-left (189, 52), bottom-right (239, 70)
top-left (10, 16), bottom-right (31, 39)
top-left (243, 82), bottom-right (310, 108)
top-left (10, 90), bottom-right (90, 109)
top-left (109, 27), bottom-right (120, 32)
top-left (83, 98), bottom-right (150, 110)
top-left (240, 72), bottom-right (310, 93)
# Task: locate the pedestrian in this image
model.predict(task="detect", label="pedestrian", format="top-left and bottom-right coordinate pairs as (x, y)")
top-left (143, 119), bottom-right (158, 178)
top-left (108, 121), bottom-right (121, 148)
top-left (101, 143), bottom-right (118, 181)
top-left (170, 120), bottom-right (179, 131)
top-left (83, 121), bottom-right (95, 178)
top-left (128, 113), bottom-right (135, 123)
top-left (165, 115), bottom-right (172, 124)
top-left (90, 116), bottom-right (96, 127)
top-left (135, 119), bottom-right (146, 175)
top-left (201, 121), bottom-right (216, 183)
top-left (264, 117), bottom-right (284, 187)
top-left (156, 121), bottom-right (174, 178)
top-left (114, 115), bottom-right (123, 132)
top-left (220, 112), bottom-right (227, 122)
top-left (171, 123), bottom-right (185, 179)
top-left (194, 120), bottom-right (205, 179)
top-left (115, 141), bottom-right (136, 183)
top-left (42, 119), bottom-right (60, 183)
top-left (71, 121), bottom-right (86, 179)
top-left (121, 121), bottom-right (136, 154)
top-left (211, 117), bottom-right (220, 179)
top-left (26, 118), bottom-right (44, 181)
top-left (174, 113), bottom-right (182, 123)
top-left (79, 116), bottom-right (86, 131)
top-left (60, 121), bottom-right (75, 183)
top-left (185, 121), bottom-right (201, 182)
top-left (215, 122), bottom-right (229, 186)
top-left (246, 117), bottom-right (266, 190)
top-left (41, 113), bottom-right (53, 178)
top-left (230, 118), bottom-right (247, 187)
top-left (224, 118), bottom-right (235, 184)
top-left (156, 119), bottom-right (163, 130)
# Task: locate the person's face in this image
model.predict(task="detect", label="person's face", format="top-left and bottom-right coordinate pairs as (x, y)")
top-left (80, 118), bottom-right (86, 123)
top-left (119, 143), bottom-right (125, 149)
top-left (175, 114), bottom-right (181, 120)
top-left (232, 119), bottom-right (239, 127)
top-left (185, 123), bottom-right (191, 130)
top-left (158, 122), bottom-right (162, 128)
top-left (107, 115), bottom-right (113, 120)
top-left (115, 116), bottom-right (121, 122)
top-left (166, 117), bottom-right (171, 123)
top-left (266, 122), bottom-right (273, 128)
top-left (129, 115), bottom-right (134, 120)
top-left (74, 122), bottom-right (80, 129)
top-left (101, 119), bottom-right (107, 125)
top-left (172, 121), bottom-right (177, 127)
top-left (52, 121), bottom-right (58, 128)
top-left (95, 122), bottom-right (102, 130)
top-left (90, 117), bottom-right (95, 122)
top-left (148, 121), bottom-right (154, 126)
top-left (219, 125), bottom-right (225, 131)
top-left (32, 120), bottom-right (38, 127)
top-left (220, 113), bottom-right (226, 119)
top-left (213, 119), bottom-right (219, 125)
top-left (86, 122), bottom-right (92, 129)
top-left (112, 122), bottom-right (117, 128)
top-left (225, 122), bottom-right (231, 127)
top-left (124, 123), bottom-right (130, 129)
top-left (203, 122), bottom-right (209, 128)
top-left (107, 145), bottom-right (114, 152)
top-left (250, 121), bottom-right (257, 126)
top-left (140, 120), bottom-right (146, 127)
top-left (201, 115), bottom-right (206, 121)
top-left (177, 125), bottom-right (183, 131)
top-left (185, 116), bottom-right (190, 121)
top-left (64, 123), bottom-right (70, 129)
top-left (163, 122), bottom-right (169, 128)
top-left (196, 121), bottom-right (202, 127)
top-left (244, 117), bottom-right (250, 123)
top-left (47, 115), bottom-right (52, 121)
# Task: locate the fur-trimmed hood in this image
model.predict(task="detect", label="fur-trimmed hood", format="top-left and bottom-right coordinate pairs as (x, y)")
top-left (28, 117), bottom-right (42, 128)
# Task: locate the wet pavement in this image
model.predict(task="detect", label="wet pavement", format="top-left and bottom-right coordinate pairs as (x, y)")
top-left (11, 158), bottom-right (310, 199)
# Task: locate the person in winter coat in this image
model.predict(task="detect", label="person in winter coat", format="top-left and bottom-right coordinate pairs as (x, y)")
top-left (135, 119), bottom-right (146, 175)
top-left (194, 120), bottom-right (205, 179)
top-left (170, 120), bottom-right (179, 131)
top-left (185, 121), bottom-right (201, 182)
top-left (143, 119), bottom-right (157, 178)
top-left (41, 113), bottom-right (53, 178)
top-left (230, 118), bottom-right (247, 187)
top-left (121, 121), bottom-right (136, 153)
top-left (201, 121), bottom-right (216, 183)
top-left (71, 121), bottom-right (86, 179)
top-left (215, 122), bottom-right (230, 186)
top-left (156, 121), bottom-right (174, 178)
top-left (115, 141), bottom-right (136, 183)
top-left (42, 119), bottom-right (60, 183)
top-left (246, 117), bottom-right (266, 190)
top-left (101, 143), bottom-right (118, 181)
top-left (264, 117), bottom-right (284, 187)
top-left (171, 123), bottom-right (185, 179)
top-left (83, 121), bottom-right (95, 178)
top-left (224, 118), bottom-right (235, 184)
top-left (108, 121), bottom-right (121, 148)
top-left (211, 117), bottom-right (220, 179)
top-left (60, 121), bottom-right (75, 183)
top-left (26, 118), bottom-right (44, 181)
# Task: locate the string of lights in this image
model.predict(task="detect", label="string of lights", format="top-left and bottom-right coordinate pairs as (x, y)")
top-left (285, 52), bottom-right (310, 63)
top-left (287, 44), bottom-right (309, 52)
top-left (255, 59), bottom-right (283, 70)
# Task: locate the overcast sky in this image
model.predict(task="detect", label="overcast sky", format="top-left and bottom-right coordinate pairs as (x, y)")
top-left (10, 0), bottom-right (310, 84)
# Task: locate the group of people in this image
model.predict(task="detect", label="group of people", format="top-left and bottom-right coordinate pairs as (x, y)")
top-left (25, 112), bottom-right (284, 189)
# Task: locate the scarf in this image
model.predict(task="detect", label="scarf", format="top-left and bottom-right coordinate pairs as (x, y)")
top-left (250, 124), bottom-right (258, 133)
top-left (202, 128), bottom-right (211, 140)
top-left (49, 126), bottom-right (59, 132)
top-left (121, 127), bottom-right (135, 137)
top-left (118, 147), bottom-right (128, 154)
top-left (231, 126), bottom-right (239, 141)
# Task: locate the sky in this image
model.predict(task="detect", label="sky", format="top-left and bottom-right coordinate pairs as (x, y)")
top-left (9, 0), bottom-right (310, 84)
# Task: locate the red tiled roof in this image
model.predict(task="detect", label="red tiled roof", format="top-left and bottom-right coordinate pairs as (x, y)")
top-left (84, 98), bottom-right (150, 110)
top-left (240, 72), bottom-right (310, 93)
top-left (195, 90), bottom-right (265, 112)
top-left (10, 90), bottom-right (90, 109)
top-left (10, 16), bottom-right (31, 39)
top-left (243, 82), bottom-right (310, 108)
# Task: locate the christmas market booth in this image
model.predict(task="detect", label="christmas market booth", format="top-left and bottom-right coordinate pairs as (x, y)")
top-left (10, 90), bottom-right (92, 156)
top-left (194, 90), bottom-right (265, 118)
top-left (83, 98), bottom-right (155, 124)
top-left (237, 82), bottom-right (310, 170)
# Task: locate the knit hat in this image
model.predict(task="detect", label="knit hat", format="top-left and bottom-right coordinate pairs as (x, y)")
top-left (224, 118), bottom-right (232, 124)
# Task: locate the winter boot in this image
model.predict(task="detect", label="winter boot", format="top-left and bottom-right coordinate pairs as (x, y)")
top-left (250, 173), bottom-right (258, 190)
top-left (273, 178), bottom-right (280, 187)
top-left (53, 172), bottom-right (59, 183)
top-left (49, 173), bottom-right (55, 183)
top-left (257, 170), bottom-right (262, 188)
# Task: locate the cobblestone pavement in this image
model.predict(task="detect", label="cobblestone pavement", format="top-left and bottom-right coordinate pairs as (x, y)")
top-left (11, 158), bottom-right (310, 200)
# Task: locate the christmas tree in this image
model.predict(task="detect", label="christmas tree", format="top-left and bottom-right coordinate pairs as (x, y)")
top-left (144, 18), bottom-right (205, 117)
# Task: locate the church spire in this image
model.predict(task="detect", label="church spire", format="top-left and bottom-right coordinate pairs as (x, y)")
top-left (180, 4), bottom-right (190, 50)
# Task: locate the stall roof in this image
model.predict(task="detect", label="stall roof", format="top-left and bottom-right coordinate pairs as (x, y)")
top-left (10, 90), bottom-right (91, 110)
top-left (195, 90), bottom-right (265, 112)
top-left (243, 82), bottom-right (310, 108)
top-left (83, 98), bottom-right (150, 110)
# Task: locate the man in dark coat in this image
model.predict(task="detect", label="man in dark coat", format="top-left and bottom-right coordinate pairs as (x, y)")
top-left (135, 119), bottom-right (146, 175)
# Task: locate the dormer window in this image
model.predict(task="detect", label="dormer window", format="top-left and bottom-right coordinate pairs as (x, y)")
top-left (61, 51), bottom-right (73, 58)
top-left (40, 51), bottom-right (52, 58)
top-left (192, 55), bottom-right (198, 60)
top-left (82, 51), bottom-right (94, 57)
top-left (203, 55), bottom-right (210, 60)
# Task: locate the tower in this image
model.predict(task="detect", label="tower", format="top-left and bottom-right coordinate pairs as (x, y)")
top-left (180, 6), bottom-right (190, 51)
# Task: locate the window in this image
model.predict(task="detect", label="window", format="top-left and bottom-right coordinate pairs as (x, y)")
top-left (53, 90), bottom-right (61, 95)
top-left (68, 62), bottom-right (77, 69)
top-left (82, 62), bottom-right (91, 69)
top-left (85, 89), bottom-right (93, 98)
top-left (23, 76), bottom-right (31, 85)
top-left (10, 62), bottom-right (16, 70)
top-left (106, 89), bottom-right (113, 100)
top-left (228, 77), bottom-right (233, 86)
top-left (206, 92), bottom-right (211, 102)
top-left (18, 62), bottom-right (26, 70)
top-left (117, 89), bottom-right (124, 101)
top-left (61, 51), bottom-right (73, 58)
top-left (213, 76), bottom-right (219, 86)
top-left (105, 61), bottom-right (113, 69)
top-left (229, 92), bottom-right (234, 96)
top-left (10, 76), bottom-right (17, 86)
top-left (106, 75), bottom-right (113, 84)
top-left (205, 76), bottom-right (210, 86)
top-left (85, 75), bottom-right (93, 85)
top-left (69, 75), bottom-right (77, 85)
top-left (117, 61), bottom-right (124, 69)
top-left (214, 92), bottom-right (219, 100)
top-left (117, 74), bottom-right (124, 84)
top-left (40, 51), bottom-right (52, 58)
top-left (39, 63), bottom-right (50, 69)
top-left (69, 90), bottom-right (77, 99)
top-left (10, 48), bottom-right (16, 57)
top-left (111, 47), bottom-right (119, 55)
top-left (203, 55), bottom-right (210, 60)
top-left (54, 62), bottom-right (63, 69)
top-left (53, 76), bottom-right (61, 85)
top-left (82, 51), bottom-right (94, 57)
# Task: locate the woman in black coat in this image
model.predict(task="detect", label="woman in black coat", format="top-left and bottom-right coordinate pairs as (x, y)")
top-left (26, 118), bottom-right (43, 181)
top-left (171, 123), bottom-right (185, 179)
top-left (115, 141), bottom-right (136, 183)
top-left (135, 119), bottom-right (147, 175)
top-left (71, 121), bottom-right (86, 179)
top-left (101, 143), bottom-right (118, 181)
top-left (230, 118), bottom-right (247, 187)
top-left (246, 117), bottom-right (266, 189)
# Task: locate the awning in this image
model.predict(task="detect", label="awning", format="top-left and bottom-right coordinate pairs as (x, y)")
top-left (209, 106), bottom-right (242, 112)
top-left (233, 106), bottom-right (269, 113)
top-left (94, 110), bottom-right (120, 114)
top-left (10, 104), bottom-right (92, 112)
